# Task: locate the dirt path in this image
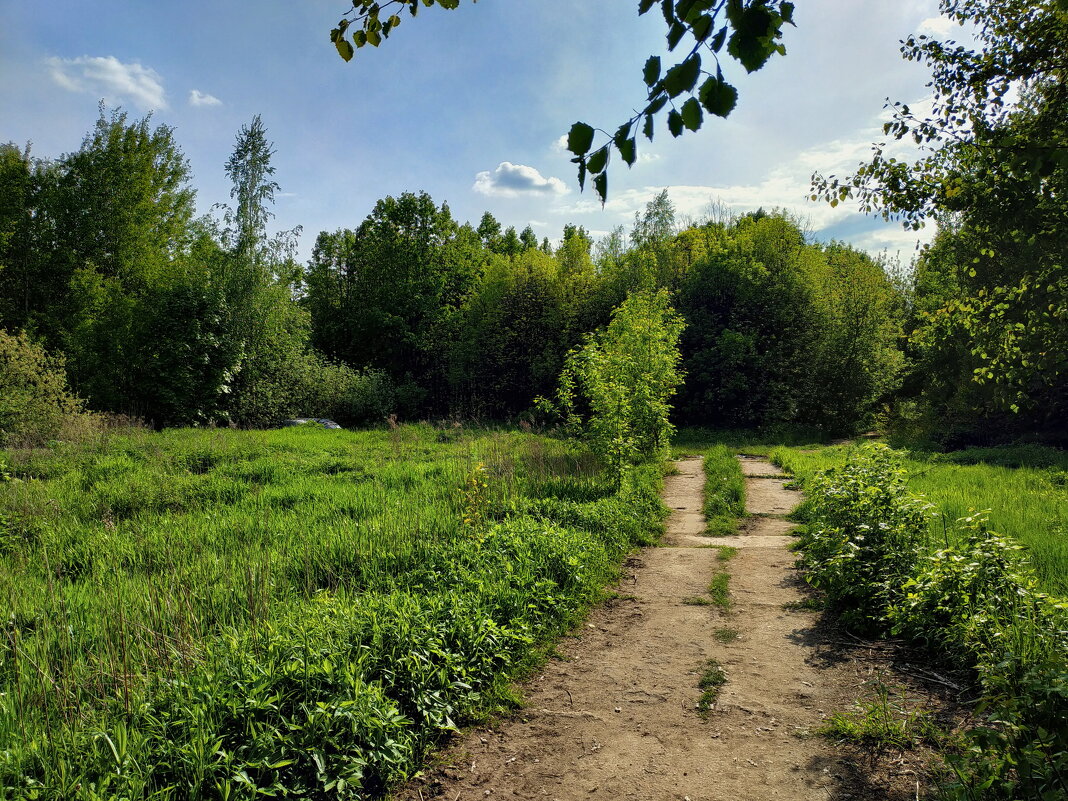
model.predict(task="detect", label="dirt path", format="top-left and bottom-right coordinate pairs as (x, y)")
top-left (399, 457), bottom-right (877, 800)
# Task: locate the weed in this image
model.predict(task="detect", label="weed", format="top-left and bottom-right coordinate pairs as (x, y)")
top-left (714, 545), bottom-right (738, 562)
top-left (713, 627), bottom-right (740, 643)
top-left (697, 659), bottom-right (727, 715)
top-left (708, 572), bottom-right (731, 611)
top-left (818, 683), bottom-right (943, 751)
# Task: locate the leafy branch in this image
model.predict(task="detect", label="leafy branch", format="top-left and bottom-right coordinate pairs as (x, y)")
top-left (331, 0), bottom-right (794, 202)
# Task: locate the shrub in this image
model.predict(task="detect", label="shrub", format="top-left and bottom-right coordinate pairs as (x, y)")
top-left (798, 443), bottom-right (929, 632)
top-left (0, 329), bottom-right (87, 446)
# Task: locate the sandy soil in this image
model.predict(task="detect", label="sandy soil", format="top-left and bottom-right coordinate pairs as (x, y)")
top-left (398, 457), bottom-right (942, 801)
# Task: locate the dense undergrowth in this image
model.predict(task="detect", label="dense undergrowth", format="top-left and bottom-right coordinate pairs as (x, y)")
top-left (776, 443), bottom-right (1068, 800)
top-left (774, 443), bottom-right (1068, 596)
top-left (0, 424), bottom-right (666, 799)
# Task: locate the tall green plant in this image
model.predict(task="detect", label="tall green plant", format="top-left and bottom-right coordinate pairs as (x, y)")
top-left (541, 289), bottom-right (685, 483)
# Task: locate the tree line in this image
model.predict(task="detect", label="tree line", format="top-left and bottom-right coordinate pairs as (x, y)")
top-left (0, 100), bottom-right (1060, 446)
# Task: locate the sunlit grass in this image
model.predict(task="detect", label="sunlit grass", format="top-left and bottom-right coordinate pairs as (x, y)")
top-left (0, 423), bottom-right (665, 798)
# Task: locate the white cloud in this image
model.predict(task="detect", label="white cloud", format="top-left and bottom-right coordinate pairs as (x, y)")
top-left (188, 89), bottom-right (222, 107)
top-left (47, 55), bottom-right (167, 111)
top-left (917, 16), bottom-right (956, 37)
top-left (551, 134), bottom-right (569, 153)
top-left (473, 162), bottom-right (569, 198)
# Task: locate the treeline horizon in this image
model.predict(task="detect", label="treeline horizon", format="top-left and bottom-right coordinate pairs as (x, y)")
top-left (0, 106), bottom-right (1061, 447)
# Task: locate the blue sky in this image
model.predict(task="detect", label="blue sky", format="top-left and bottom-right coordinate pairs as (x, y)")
top-left (1, 0), bottom-right (959, 262)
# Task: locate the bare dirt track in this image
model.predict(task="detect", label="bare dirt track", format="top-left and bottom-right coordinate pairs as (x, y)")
top-left (399, 457), bottom-right (931, 801)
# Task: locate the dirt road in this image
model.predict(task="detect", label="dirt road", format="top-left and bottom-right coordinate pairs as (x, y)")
top-left (399, 457), bottom-right (894, 800)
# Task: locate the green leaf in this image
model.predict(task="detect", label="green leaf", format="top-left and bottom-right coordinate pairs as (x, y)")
top-left (710, 25), bottom-right (727, 52)
top-left (639, 0), bottom-right (657, 14)
top-left (661, 0), bottom-right (675, 25)
top-left (646, 95), bottom-right (668, 115)
top-left (567, 122), bottom-right (596, 156)
top-left (691, 14), bottom-right (714, 41)
top-left (680, 97), bottom-right (703, 131)
top-left (699, 75), bottom-right (738, 117)
top-left (617, 137), bottom-right (637, 166)
top-left (335, 37), bottom-right (355, 61)
top-left (643, 114), bottom-right (654, 141)
top-left (594, 171), bottom-right (607, 205)
top-left (573, 156), bottom-right (587, 192)
top-left (726, 4), bottom-right (777, 72)
top-left (667, 109), bottom-right (684, 137)
top-left (366, 27), bottom-right (382, 46)
top-left (780, 1), bottom-right (795, 24)
top-left (643, 56), bottom-right (662, 87)
top-left (667, 21), bottom-right (687, 50)
top-left (587, 145), bottom-right (609, 175)
top-left (663, 54), bottom-right (701, 98)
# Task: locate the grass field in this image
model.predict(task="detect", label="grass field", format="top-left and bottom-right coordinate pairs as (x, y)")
top-left (771, 443), bottom-right (1068, 596)
top-left (0, 424), bottom-right (665, 799)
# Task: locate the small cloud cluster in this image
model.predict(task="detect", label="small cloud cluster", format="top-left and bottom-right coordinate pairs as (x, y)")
top-left (48, 55), bottom-right (167, 111)
top-left (473, 162), bottom-right (569, 198)
top-left (917, 16), bottom-right (956, 36)
top-left (188, 89), bottom-right (222, 107)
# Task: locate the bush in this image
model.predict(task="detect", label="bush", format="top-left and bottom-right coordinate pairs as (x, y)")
top-left (797, 443), bottom-right (929, 632)
top-left (0, 329), bottom-right (88, 446)
top-left (795, 443), bottom-right (1068, 799)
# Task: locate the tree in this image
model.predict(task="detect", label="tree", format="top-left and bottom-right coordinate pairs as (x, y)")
top-left (541, 289), bottom-right (685, 484)
top-left (305, 192), bottom-right (484, 413)
top-left (330, 0), bottom-right (795, 202)
top-left (224, 115), bottom-right (280, 278)
top-left (813, 0), bottom-right (1068, 439)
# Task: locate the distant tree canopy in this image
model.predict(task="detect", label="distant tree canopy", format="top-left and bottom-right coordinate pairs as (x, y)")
top-left (330, 0), bottom-right (795, 202)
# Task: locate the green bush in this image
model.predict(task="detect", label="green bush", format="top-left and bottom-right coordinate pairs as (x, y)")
top-left (0, 329), bottom-right (87, 446)
top-left (797, 443), bottom-right (929, 632)
top-left (794, 443), bottom-right (1068, 799)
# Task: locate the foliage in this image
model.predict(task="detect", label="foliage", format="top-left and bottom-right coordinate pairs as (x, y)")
top-left (330, 0), bottom-right (794, 202)
top-left (0, 425), bottom-right (666, 798)
top-left (305, 193), bottom-right (484, 415)
top-left (814, 0), bottom-right (1068, 443)
top-left (784, 442), bottom-right (1068, 799)
top-left (541, 289), bottom-right (685, 484)
top-left (0, 329), bottom-right (87, 446)
top-left (676, 214), bottom-right (904, 432)
top-left (795, 443), bottom-right (930, 632)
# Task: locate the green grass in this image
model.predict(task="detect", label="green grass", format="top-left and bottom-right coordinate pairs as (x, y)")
top-left (696, 659), bottom-right (727, 715)
top-left (771, 442), bottom-right (1068, 595)
top-left (670, 440), bottom-right (745, 536)
top-left (0, 424), bottom-right (666, 799)
top-left (713, 627), bottom-right (739, 643)
top-left (818, 683), bottom-right (944, 751)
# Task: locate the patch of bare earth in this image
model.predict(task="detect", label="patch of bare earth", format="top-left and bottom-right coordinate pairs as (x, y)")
top-left (398, 457), bottom-right (953, 801)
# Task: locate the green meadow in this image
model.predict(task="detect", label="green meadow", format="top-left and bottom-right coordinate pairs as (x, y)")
top-left (0, 424), bottom-right (665, 799)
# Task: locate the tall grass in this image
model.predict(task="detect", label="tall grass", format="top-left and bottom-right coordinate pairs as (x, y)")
top-left (0, 424), bottom-right (665, 799)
